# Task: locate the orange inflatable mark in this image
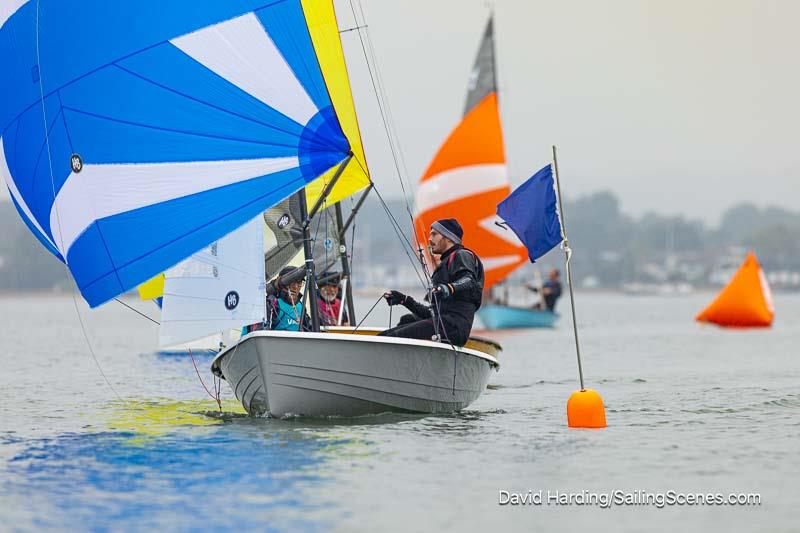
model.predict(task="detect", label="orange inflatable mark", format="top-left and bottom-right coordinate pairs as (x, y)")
top-left (696, 252), bottom-right (774, 328)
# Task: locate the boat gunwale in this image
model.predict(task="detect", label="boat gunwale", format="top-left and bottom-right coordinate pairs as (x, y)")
top-left (211, 328), bottom-right (500, 378)
top-left (322, 326), bottom-right (503, 352)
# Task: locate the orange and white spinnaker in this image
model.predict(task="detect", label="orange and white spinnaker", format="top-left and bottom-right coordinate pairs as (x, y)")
top-left (413, 18), bottom-right (527, 290)
top-left (696, 252), bottom-right (775, 327)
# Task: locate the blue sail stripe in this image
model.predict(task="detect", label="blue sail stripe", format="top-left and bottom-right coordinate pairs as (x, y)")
top-left (0, 0), bottom-right (290, 132)
top-left (2, 0), bottom-right (352, 306)
top-left (30, 108), bottom-right (63, 197)
top-left (63, 110), bottom-right (302, 165)
top-left (62, 107), bottom-right (302, 152)
top-left (59, 105), bottom-right (74, 154)
top-left (112, 64), bottom-right (304, 144)
top-left (75, 170), bottom-right (312, 305)
top-left (111, 60), bottom-right (339, 154)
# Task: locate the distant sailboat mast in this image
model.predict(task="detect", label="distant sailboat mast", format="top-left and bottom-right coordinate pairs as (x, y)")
top-left (413, 16), bottom-right (528, 290)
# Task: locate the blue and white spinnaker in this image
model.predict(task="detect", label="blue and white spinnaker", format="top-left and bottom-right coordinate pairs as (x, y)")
top-left (0, 1), bottom-right (351, 306)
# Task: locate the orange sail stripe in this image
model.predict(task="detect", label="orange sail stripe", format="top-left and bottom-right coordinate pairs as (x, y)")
top-left (414, 187), bottom-right (528, 289)
top-left (420, 92), bottom-right (505, 182)
top-left (695, 252), bottom-right (774, 328)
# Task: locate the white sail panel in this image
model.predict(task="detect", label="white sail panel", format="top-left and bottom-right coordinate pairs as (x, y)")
top-left (414, 163), bottom-right (507, 214)
top-left (159, 216), bottom-right (265, 347)
top-left (49, 156), bottom-right (298, 256)
top-left (172, 13), bottom-right (318, 126)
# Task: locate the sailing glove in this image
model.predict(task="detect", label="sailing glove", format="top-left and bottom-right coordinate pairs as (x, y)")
top-left (428, 283), bottom-right (452, 300)
top-left (383, 290), bottom-right (406, 306)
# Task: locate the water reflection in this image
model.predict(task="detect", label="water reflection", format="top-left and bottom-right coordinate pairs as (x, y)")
top-left (0, 401), bottom-right (368, 531)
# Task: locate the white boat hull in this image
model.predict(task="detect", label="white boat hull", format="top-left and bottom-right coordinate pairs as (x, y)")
top-left (211, 330), bottom-right (500, 417)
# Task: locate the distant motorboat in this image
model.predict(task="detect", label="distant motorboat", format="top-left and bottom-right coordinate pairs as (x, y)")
top-left (477, 304), bottom-right (558, 329)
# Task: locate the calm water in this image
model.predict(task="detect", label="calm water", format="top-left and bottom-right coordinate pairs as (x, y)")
top-left (1, 292), bottom-right (799, 532)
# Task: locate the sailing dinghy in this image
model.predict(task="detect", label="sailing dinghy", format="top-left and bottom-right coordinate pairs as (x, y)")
top-left (1, 0), bottom-right (499, 417)
top-left (412, 17), bottom-right (557, 330)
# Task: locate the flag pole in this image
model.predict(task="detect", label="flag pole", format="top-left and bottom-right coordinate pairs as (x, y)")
top-left (551, 145), bottom-right (606, 428)
top-left (551, 145), bottom-right (584, 390)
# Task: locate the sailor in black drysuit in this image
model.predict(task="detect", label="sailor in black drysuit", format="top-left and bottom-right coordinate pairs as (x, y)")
top-left (378, 218), bottom-right (484, 347)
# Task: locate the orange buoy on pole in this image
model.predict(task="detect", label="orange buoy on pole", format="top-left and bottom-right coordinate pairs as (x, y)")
top-left (696, 252), bottom-right (774, 328)
top-left (567, 389), bottom-right (607, 428)
top-left (552, 146), bottom-right (607, 429)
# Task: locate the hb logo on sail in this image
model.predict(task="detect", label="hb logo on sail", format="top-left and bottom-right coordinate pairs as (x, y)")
top-left (225, 291), bottom-right (240, 310)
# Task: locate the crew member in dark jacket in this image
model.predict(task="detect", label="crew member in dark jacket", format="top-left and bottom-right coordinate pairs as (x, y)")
top-left (378, 218), bottom-right (484, 347)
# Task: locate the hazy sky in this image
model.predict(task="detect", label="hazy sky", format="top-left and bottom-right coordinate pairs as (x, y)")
top-left (338, 0), bottom-right (800, 225)
top-left (2, 0), bottom-right (798, 225)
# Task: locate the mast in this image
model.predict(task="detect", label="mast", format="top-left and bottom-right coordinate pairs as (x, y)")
top-left (334, 204), bottom-right (356, 324)
top-left (297, 191), bottom-right (321, 332)
top-left (300, 155), bottom-right (353, 332)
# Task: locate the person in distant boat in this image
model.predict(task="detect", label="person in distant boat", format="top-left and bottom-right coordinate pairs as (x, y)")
top-left (527, 269), bottom-right (563, 312)
top-left (379, 218), bottom-right (484, 347)
top-left (316, 272), bottom-right (349, 327)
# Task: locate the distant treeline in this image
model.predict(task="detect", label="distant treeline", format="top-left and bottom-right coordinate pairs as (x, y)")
top-left (350, 193), bottom-right (800, 286)
top-left (1, 193), bottom-right (799, 290)
top-left (0, 202), bottom-right (70, 291)
top-left (553, 193), bottom-right (800, 285)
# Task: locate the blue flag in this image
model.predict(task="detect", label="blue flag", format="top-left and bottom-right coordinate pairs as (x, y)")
top-left (497, 165), bottom-right (563, 263)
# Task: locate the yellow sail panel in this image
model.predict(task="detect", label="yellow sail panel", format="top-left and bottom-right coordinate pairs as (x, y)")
top-left (137, 273), bottom-right (165, 300)
top-left (302, 0), bottom-right (370, 207)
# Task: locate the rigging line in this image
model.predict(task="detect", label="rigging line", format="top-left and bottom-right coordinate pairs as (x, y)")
top-left (350, 0), bottom-right (426, 251)
top-left (352, 295), bottom-right (384, 333)
top-left (339, 24), bottom-right (368, 34)
top-left (35, 0), bottom-right (123, 403)
top-left (346, 1), bottom-right (417, 229)
top-left (189, 346), bottom-right (222, 411)
top-left (114, 298), bottom-right (160, 325)
top-left (353, 161), bottom-right (431, 291)
top-left (350, 165), bottom-right (424, 286)
top-left (371, 185), bottom-right (429, 288)
top-left (353, 0), bottom-right (415, 198)
top-left (371, 183), bottom-right (415, 251)
top-left (430, 291), bottom-right (460, 394)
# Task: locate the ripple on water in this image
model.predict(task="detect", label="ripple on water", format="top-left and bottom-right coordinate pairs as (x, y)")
top-left (1, 414), bottom-right (362, 530)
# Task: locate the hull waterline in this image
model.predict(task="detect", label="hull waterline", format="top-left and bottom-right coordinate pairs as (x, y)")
top-left (212, 329), bottom-right (500, 417)
top-left (477, 304), bottom-right (559, 329)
